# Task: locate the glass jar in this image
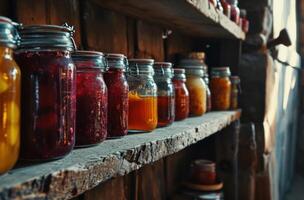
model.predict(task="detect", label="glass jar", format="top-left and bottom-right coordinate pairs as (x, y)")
top-left (127, 59), bottom-right (157, 132)
top-left (14, 24), bottom-right (76, 160)
top-left (203, 66), bottom-right (212, 112)
top-left (103, 54), bottom-right (128, 138)
top-left (227, 0), bottom-right (240, 24)
top-left (216, 0), bottom-right (224, 12)
top-left (172, 69), bottom-right (189, 121)
top-left (0, 17), bottom-right (20, 174)
top-left (153, 62), bottom-right (175, 127)
top-left (221, 0), bottom-right (231, 18)
top-left (210, 67), bottom-right (231, 111)
top-left (230, 76), bottom-right (240, 110)
top-left (179, 59), bottom-right (207, 117)
top-left (240, 9), bottom-right (249, 33)
top-left (190, 159), bottom-right (216, 185)
top-left (72, 51), bottom-right (107, 146)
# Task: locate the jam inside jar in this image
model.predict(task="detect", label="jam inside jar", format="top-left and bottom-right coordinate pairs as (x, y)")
top-left (14, 25), bottom-right (76, 160)
top-left (153, 62), bottom-right (175, 127)
top-left (172, 68), bottom-right (189, 121)
top-left (104, 54), bottom-right (129, 138)
top-left (0, 16), bottom-right (20, 174)
top-left (72, 51), bottom-right (108, 146)
top-left (127, 59), bottom-right (158, 132)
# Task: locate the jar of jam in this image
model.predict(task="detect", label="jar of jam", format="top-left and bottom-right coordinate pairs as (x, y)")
top-left (172, 69), bottom-right (189, 121)
top-left (216, 0), bottom-right (224, 12)
top-left (153, 62), bottom-right (175, 127)
top-left (221, 0), bottom-right (231, 18)
top-left (127, 59), bottom-right (157, 132)
top-left (210, 67), bottom-right (231, 111)
top-left (227, 0), bottom-right (240, 24)
top-left (14, 24), bottom-right (76, 160)
top-left (72, 51), bottom-right (108, 146)
top-left (240, 9), bottom-right (249, 33)
top-left (190, 159), bottom-right (216, 185)
top-left (0, 17), bottom-right (20, 174)
top-left (104, 54), bottom-right (128, 138)
top-left (179, 59), bottom-right (207, 117)
top-left (230, 76), bottom-right (240, 110)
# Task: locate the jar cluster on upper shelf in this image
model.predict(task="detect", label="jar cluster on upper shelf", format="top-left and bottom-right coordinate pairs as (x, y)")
top-left (0, 16), bottom-right (241, 175)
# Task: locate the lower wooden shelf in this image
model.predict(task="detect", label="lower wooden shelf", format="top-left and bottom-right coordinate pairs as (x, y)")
top-left (0, 110), bottom-right (241, 200)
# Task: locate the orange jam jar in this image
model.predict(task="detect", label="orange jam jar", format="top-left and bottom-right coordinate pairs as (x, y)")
top-left (127, 59), bottom-right (158, 132)
top-left (210, 67), bottom-right (231, 110)
top-left (0, 17), bottom-right (20, 174)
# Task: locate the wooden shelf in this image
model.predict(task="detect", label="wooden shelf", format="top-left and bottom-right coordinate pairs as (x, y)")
top-left (0, 111), bottom-right (241, 200)
top-left (90, 0), bottom-right (245, 40)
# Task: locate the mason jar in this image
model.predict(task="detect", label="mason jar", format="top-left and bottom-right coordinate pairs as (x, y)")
top-left (127, 59), bottom-right (157, 132)
top-left (179, 59), bottom-right (207, 117)
top-left (14, 24), bottom-right (76, 160)
top-left (172, 68), bottom-right (189, 121)
top-left (72, 51), bottom-right (108, 146)
top-left (153, 62), bottom-right (175, 127)
top-left (0, 16), bottom-right (20, 174)
top-left (210, 67), bottom-right (232, 110)
top-left (103, 54), bottom-right (129, 138)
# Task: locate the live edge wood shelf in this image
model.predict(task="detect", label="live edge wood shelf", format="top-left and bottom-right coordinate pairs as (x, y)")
top-left (0, 111), bottom-right (241, 200)
top-left (91, 0), bottom-right (245, 40)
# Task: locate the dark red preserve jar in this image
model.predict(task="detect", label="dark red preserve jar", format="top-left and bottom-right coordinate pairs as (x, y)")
top-left (104, 54), bottom-right (128, 138)
top-left (190, 159), bottom-right (216, 185)
top-left (72, 51), bottom-right (108, 146)
top-left (14, 24), bottom-right (76, 160)
top-left (172, 69), bottom-right (189, 121)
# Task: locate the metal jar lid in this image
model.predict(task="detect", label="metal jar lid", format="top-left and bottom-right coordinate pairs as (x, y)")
top-left (0, 16), bottom-right (19, 48)
top-left (178, 58), bottom-right (206, 77)
top-left (173, 68), bottom-right (186, 81)
top-left (128, 58), bottom-right (155, 75)
top-left (230, 76), bottom-right (240, 84)
top-left (72, 50), bottom-right (106, 71)
top-left (211, 67), bottom-right (231, 77)
top-left (105, 53), bottom-right (127, 70)
top-left (153, 62), bottom-right (173, 78)
top-left (17, 24), bottom-right (76, 51)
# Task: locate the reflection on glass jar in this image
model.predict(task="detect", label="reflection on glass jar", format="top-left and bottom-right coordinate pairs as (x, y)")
top-left (179, 58), bottom-right (207, 117)
top-left (72, 51), bottom-right (108, 146)
top-left (15, 24), bottom-right (76, 160)
top-left (210, 67), bottom-right (231, 111)
top-left (172, 69), bottom-right (189, 121)
top-left (0, 16), bottom-right (20, 174)
top-left (230, 76), bottom-right (240, 110)
top-left (127, 59), bottom-right (157, 132)
top-left (153, 62), bottom-right (175, 127)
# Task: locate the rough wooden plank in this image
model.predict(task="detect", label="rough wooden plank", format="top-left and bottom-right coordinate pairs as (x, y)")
top-left (0, 111), bottom-right (241, 200)
top-left (0, 0), bottom-right (11, 17)
top-left (81, 1), bottom-right (128, 54)
top-left (15, 0), bottom-right (47, 24)
top-left (89, 0), bottom-right (245, 39)
top-left (135, 20), bottom-right (164, 61)
top-left (136, 159), bottom-right (166, 200)
top-left (48, 0), bottom-right (82, 48)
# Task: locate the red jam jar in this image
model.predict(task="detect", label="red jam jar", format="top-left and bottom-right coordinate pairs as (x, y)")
top-left (104, 54), bottom-right (128, 138)
top-left (221, 0), bottom-right (231, 18)
top-left (227, 0), bottom-right (240, 24)
top-left (190, 159), bottom-right (216, 185)
top-left (153, 62), bottom-right (175, 127)
top-left (172, 69), bottom-right (189, 121)
top-left (72, 51), bottom-right (108, 146)
top-left (14, 25), bottom-right (76, 160)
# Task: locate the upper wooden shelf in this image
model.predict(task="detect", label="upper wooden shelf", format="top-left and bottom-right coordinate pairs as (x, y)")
top-left (91, 0), bottom-right (245, 40)
top-left (0, 111), bottom-right (240, 200)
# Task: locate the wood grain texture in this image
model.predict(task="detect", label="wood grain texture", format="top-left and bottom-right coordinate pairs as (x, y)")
top-left (135, 20), bottom-right (164, 61)
top-left (48, 0), bottom-right (82, 48)
top-left (0, 111), bottom-right (240, 200)
top-left (15, 0), bottom-right (47, 24)
top-left (136, 159), bottom-right (166, 200)
top-left (90, 0), bottom-right (245, 39)
top-left (0, 0), bottom-right (11, 17)
top-left (81, 1), bottom-right (128, 54)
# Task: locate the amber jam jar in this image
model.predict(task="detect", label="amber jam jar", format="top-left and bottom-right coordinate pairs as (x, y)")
top-left (0, 16), bottom-right (20, 174)
top-left (103, 54), bottom-right (128, 138)
top-left (210, 67), bottom-right (231, 111)
top-left (230, 76), bottom-right (240, 110)
top-left (14, 24), bottom-right (76, 160)
top-left (127, 59), bottom-right (157, 132)
top-left (179, 58), bottom-right (207, 117)
top-left (172, 69), bottom-right (189, 121)
top-left (153, 62), bottom-right (175, 127)
top-left (72, 51), bottom-right (108, 146)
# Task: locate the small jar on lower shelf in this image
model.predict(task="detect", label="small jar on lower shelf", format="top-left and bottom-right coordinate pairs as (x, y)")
top-left (72, 51), bottom-right (108, 146)
top-left (210, 67), bottom-right (231, 111)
